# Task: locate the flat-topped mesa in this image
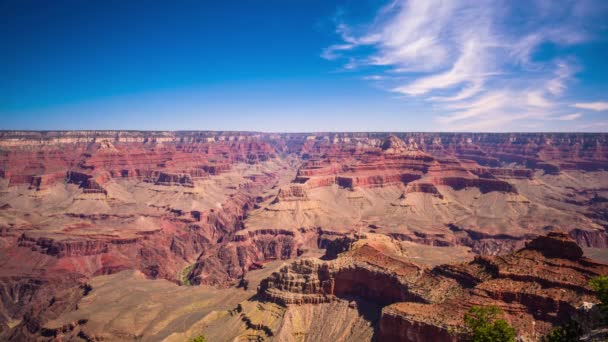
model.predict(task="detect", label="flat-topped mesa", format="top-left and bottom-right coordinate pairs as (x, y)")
top-left (422, 160), bottom-right (520, 194)
top-left (28, 172), bottom-right (65, 191)
top-left (273, 185), bottom-right (309, 202)
top-left (66, 171), bottom-right (107, 195)
top-left (200, 163), bottom-right (232, 175)
top-left (18, 234), bottom-right (114, 257)
top-left (266, 185), bottom-right (320, 211)
top-left (404, 182), bottom-right (444, 199)
top-left (336, 173), bottom-right (422, 189)
top-left (525, 231), bottom-right (584, 260)
top-left (431, 176), bottom-right (517, 193)
top-left (296, 162), bottom-right (343, 178)
top-left (154, 172), bottom-right (194, 187)
top-left (392, 182), bottom-right (448, 207)
top-left (471, 167), bottom-right (534, 179)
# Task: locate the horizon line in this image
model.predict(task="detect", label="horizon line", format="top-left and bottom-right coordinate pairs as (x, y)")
top-left (1, 130), bottom-right (608, 135)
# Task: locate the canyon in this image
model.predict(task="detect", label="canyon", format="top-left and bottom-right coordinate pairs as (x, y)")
top-left (1, 130), bottom-right (608, 341)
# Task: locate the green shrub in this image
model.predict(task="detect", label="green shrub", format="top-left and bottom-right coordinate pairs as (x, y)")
top-left (590, 275), bottom-right (608, 322)
top-left (542, 320), bottom-right (582, 342)
top-left (464, 305), bottom-right (516, 342)
top-left (188, 335), bottom-right (206, 342)
top-left (181, 264), bottom-right (195, 286)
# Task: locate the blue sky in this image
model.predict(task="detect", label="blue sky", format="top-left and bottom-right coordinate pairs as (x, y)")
top-left (1, 0), bottom-right (608, 132)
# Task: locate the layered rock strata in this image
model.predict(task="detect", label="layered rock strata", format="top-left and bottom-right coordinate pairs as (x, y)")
top-left (258, 232), bottom-right (608, 341)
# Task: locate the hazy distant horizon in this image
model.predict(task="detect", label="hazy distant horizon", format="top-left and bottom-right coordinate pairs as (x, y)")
top-left (3, 130), bottom-right (608, 135)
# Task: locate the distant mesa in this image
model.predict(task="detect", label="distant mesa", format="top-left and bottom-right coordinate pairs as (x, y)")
top-left (381, 135), bottom-right (408, 153)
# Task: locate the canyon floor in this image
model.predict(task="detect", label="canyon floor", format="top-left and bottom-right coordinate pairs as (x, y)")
top-left (1, 131), bottom-right (608, 341)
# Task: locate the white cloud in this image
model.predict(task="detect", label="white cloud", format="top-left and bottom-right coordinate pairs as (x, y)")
top-left (392, 38), bottom-right (490, 97)
top-left (546, 61), bottom-right (575, 96)
top-left (556, 113), bottom-right (582, 120)
top-left (527, 91), bottom-right (553, 108)
top-left (360, 0), bottom-right (457, 71)
top-left (429, 81), bottom-right (485, 102)
top-left (439, 91), bottom-right (511, 124)
top-left (321, 44), bottom-right (354, 60)
top-left (323, 0), bottom-right (606, 131)
top-left (510, 33), bottom-right (544, 66)
top-left (437, 90), bottom-right (551, 130)
top-left (572, 102), bottom-right (608, 111)
top-left (362, 75), bottom-right (385, 81)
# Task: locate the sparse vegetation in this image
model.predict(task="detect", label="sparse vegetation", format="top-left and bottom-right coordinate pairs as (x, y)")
top-left (188, 335), bottom-right (206, 342)
top-left (180, 264), bottom-right (195, 286)
top-left (542, 320), bottom-right (582, 342)
top-left (464, 305), bottom-right (516, 342)
top-left (589, 275), bottom-right (608, 322)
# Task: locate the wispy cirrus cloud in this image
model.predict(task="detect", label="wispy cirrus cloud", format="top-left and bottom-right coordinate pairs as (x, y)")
top-left (572, 102), bottom-right (608, 111)
top-left (323, 0), bottom-right (607, 131)
top-left (556, 113), bottom-right (582, 121)
top-left (546, 61), bottom-right (577, 96)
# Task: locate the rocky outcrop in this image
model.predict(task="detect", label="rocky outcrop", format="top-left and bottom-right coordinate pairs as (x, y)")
top-left (569, 228), bottom-right (608, 248)
top-left (381, 135), bottom-right (409, 153)
top-left (154, 172), bottom-right (194, 187)
top-left (432, 176), bottom-right (517, 193)
top-left (189, 226), bottom-right (319, 286)
top-left (471, 167), bottom-right (533, 179)
top-left (379, 304), bottom-right (460, 342)
top-left (259, 240), bottom-right (452, 307)
top-left (336, 173), bottom-right (422, 189)
top-left (526, 231), bottom-right (584, 259)
top-left (66, 171), bottom-right (107, 194)
top-left (273, 185), bottom-right (309, 202)
top-left (0, 274), bottom-right (89, 341)
top-left (404, 182), bottom-right (444, 198)
top-left (18, 235), bottom-right (110, 257)
top-left (200, 163), bottom-right (232, 175)
top-left (258, 233), bottom-right (608, 341)
top-left (28, 172), bottom-right (65, 191)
